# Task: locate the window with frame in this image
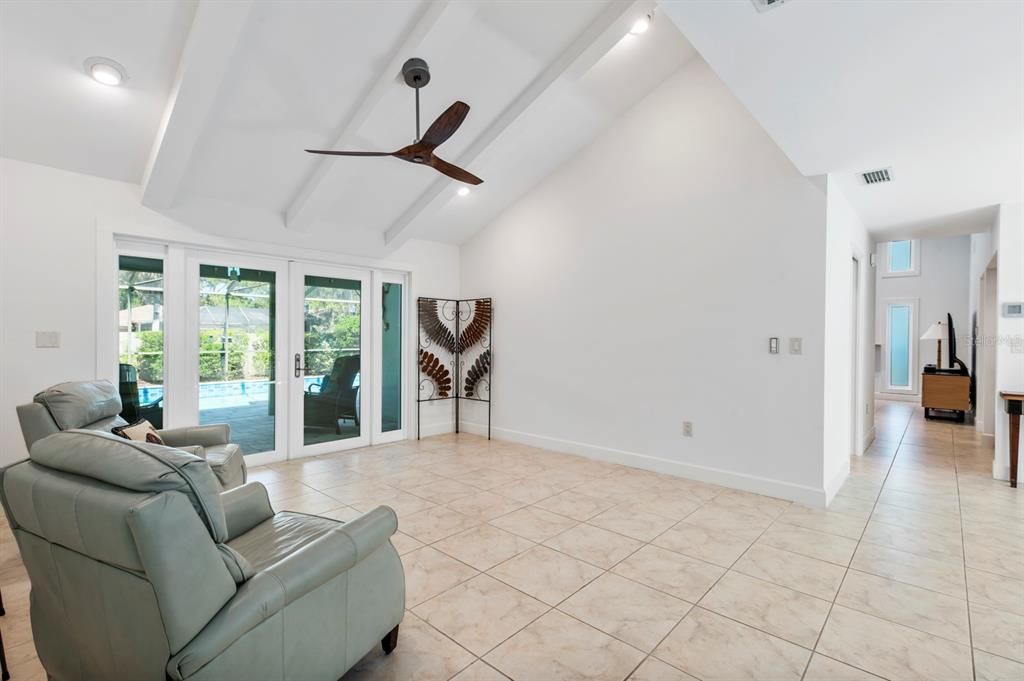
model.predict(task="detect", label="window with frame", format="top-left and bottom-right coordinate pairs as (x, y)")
top-left (883, 240), bottom-right (919, 277)
top-left (118, 255), bottom-right (166, 427)
top-left (885, 299), bottom-right (917, 393)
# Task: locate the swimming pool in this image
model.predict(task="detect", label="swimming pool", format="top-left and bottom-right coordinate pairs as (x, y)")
top-left (140, 377), bottom-right (325, 409)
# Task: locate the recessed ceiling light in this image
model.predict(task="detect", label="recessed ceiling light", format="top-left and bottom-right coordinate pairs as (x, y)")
top-left (630, 14), bottom-right (652, 35)
top-left (457, 186), bottom-right (470, 197)
top-left (84, 57), bottom-right (127, 86)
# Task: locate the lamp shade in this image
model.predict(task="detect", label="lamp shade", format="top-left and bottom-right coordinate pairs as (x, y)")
top-left (921, 322), bottom-right (945, 341)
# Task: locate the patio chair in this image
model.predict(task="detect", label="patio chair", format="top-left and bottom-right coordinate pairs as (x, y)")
top-left (118, 362), bottom-right (164, 428)
top-left (305, 355), bottom-right (360, 433)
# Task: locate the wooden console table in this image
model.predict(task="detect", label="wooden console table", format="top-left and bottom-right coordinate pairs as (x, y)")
top-left (1001, 391), bottom-right (1023, 489)
top-left (922, 373), bottom-right (970, 421)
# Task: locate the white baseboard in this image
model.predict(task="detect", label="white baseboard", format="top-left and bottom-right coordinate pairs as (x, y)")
top-left (459, 421), bottom-right (829, 508)
top-left (874, 392), bottom-right (919, 403)
top-left (418, 420), bottom-right (456, 438)
top-left (992, 461), bottom-right (1009, 481)
top-left (824, 467), bottom-right (850, 506)
top-left (862, 427), bottom-right (876, 452)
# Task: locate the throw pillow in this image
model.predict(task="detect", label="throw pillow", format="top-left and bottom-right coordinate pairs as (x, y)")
top-left (111, 419), bottom-right (165, 445)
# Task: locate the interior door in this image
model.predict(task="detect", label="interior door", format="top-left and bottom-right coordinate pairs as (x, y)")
top-left (290, 263), bottom-right (371, 457)
top-left (185, 251), bottom-right (288, 466)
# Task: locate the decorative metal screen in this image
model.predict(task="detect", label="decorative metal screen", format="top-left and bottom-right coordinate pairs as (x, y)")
top-left (417, 297), bottom-right (492, 438)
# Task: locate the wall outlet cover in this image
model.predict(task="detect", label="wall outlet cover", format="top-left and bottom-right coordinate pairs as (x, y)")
top-left (35, 331), bottom-right (60, 348)
top-left (683, 421), bottom-right (694, 437)
top-left (789, 337), bottom-right (803, 355)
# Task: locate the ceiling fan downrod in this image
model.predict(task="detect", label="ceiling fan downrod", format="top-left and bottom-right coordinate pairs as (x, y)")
top-left (402, 57), bottom-right (431, 143)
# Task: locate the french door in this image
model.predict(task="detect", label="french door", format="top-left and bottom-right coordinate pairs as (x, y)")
top-left (289, 263), bottom-right (370, 457)
top-left (185, 252), bottom-right (289, 465)
top-left (179, 251), bottom-right (407, 465)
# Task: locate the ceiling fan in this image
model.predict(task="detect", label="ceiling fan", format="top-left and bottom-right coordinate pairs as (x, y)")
top-left (305, 58), bottom-right (483, 185)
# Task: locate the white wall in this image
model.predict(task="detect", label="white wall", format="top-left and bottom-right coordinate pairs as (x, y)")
top-left (874, 235), bottom-right (971, 394)
top-left (823, 177), bottom-right (875, 498)
top-left (460, 59), bottom-right (834, 505)
top-left (993, 202), bottom-right (1024, 481)
top-left (0, 158), bottom-right (460, 467)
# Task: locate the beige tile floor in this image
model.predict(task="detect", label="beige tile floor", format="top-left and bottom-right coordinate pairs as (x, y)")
top-left (2, 401), bottom-right (1022, 680)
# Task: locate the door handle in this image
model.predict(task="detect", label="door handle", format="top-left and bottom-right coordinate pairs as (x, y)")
top-left (294, 353), bottom-right (302, 379)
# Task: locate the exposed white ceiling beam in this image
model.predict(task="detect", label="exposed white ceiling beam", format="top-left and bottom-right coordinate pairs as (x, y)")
top-left (285, 0), bottom-right (459, 233)
top-left (141, 0), bottom-right (253, 209)
top-left (382, 0), bottom-right (654, 250)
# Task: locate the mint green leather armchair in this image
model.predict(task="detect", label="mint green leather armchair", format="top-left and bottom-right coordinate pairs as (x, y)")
top-left (16, 380), bottom-right (246, 490)
top-left (0, 430), bottom-right (405, 681)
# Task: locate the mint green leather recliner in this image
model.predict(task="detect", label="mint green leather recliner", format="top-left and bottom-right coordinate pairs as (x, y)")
top-left (0, 430), bottom-right (405, 681)
top-left (16, 380), bottom-right (247, 490)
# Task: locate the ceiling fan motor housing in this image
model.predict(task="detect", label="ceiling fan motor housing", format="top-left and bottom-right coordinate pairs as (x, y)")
top-left (402, 58), bottom-right (431, 88)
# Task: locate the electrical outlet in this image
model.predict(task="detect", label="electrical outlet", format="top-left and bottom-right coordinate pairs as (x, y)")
top-left (35, 331), bottom-right (60, 348)
top-left (683, 421), bottom-right (694, 437)
top-left (789, 337), bottom-right (803, 355)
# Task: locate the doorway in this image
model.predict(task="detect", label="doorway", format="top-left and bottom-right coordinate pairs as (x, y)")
top-left (978, 264), bottom-right (998, 435)
top-left (851, 257), bottom-right (860, 455)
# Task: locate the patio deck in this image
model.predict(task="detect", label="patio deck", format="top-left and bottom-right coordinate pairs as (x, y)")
top-left (199, 402), bottom-right (359, 455)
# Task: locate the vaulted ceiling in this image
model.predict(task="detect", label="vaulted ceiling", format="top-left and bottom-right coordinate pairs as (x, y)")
top-left (661, 0), bottom-right (1024, 238)
top-left (0, 0), bottom-right (697, 255)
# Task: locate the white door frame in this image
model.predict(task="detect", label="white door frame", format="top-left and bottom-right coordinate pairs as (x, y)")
top-left (978, 265), bottom-right (999, 436)
top-left (289, 262), bottom-right (372, 459)
top-left (851, 257), bottom-right (860, 456)
top-left (185, 250), bottom-right (290, 467)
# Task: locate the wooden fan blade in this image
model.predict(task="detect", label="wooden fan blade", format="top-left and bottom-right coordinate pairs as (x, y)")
top-left (429, 156), bottom-right (483, 185)
top-left (305, 149), bottom-right (393, 156)
top-left (420, 101), bottom-right (469, 150)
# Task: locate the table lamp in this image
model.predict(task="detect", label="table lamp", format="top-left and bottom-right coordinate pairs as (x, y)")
top-left (921, 321), bottom-right (945, 368)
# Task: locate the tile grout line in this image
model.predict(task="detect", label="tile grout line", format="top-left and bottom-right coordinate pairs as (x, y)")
top-left (415, 478), bottom-right (739, 680)
top-left (798, 404), bottom-right (912, 681)
top-left (620, 498), bottom-right (798, 680)
top-left (274, 425), bottom-right (990, 678)
top-left (309, 428), bottom-right (974, 680)
top-left (952, 426), bottom-right (979, 681)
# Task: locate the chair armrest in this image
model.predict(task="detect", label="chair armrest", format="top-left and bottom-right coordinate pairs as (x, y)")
top-left (221, 483), bottom-right (275, 541)
top-left (166, 506), bottom-right (399, 680)
top-left (173, 444), bottom-right (207, 460)
top-left (262, 505), bottom-right (398, 600)
top-left (158, 424), bottom-right (230, 447)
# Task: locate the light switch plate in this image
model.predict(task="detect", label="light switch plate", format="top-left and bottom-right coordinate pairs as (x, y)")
top-left (36, 331), bottom-right (61, 348)
top-left (789, 337), bottom-right (802, 355)
top-left (769, 337), bottom-right (780, 354)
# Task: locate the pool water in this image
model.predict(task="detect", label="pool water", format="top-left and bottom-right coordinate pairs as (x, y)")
top-left (139, 377), bottom-right (325, 409)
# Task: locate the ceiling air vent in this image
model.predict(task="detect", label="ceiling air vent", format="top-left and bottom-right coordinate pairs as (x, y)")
top-left (752, 0), bottom-right (787, 12)
top-left (861, 167), bottom-right (893, 185)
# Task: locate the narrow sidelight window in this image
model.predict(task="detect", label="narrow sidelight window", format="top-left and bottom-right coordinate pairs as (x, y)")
top-left (118, 256), bottom-right (166, 427)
